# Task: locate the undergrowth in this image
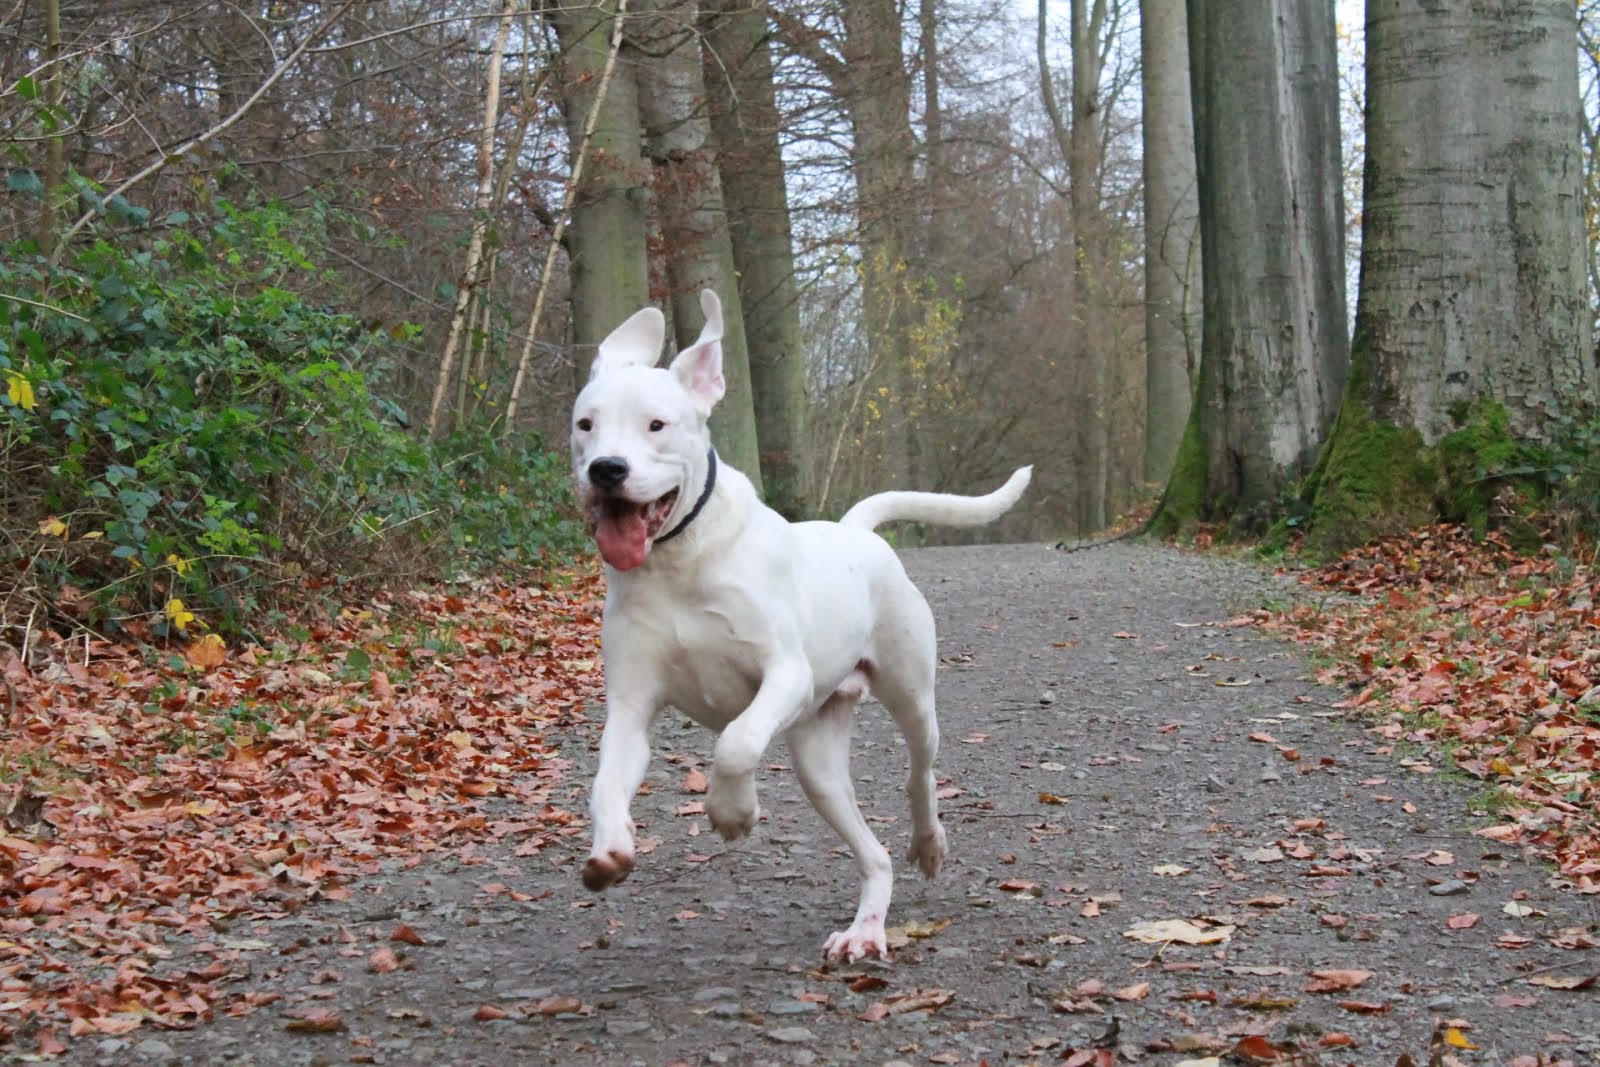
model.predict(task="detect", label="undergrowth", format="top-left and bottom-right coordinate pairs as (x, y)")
top-left (0, 197), bottom-right (583, 640)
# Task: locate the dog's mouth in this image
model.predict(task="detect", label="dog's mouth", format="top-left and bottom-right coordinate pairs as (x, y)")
top-left (586, 487), bottom-right (680, 571)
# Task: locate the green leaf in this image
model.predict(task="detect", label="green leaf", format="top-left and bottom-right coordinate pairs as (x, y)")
top-left (6, 170), bottom-right (43, 197)
top-left (15, 75), bottom-right (38, 100)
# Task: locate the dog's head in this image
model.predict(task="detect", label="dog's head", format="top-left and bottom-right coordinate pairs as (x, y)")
top-left (571, 289), bottom-right (726, 571)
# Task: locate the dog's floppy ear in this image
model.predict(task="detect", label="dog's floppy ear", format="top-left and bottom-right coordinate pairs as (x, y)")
top-left (589, 306), bottom-right (666, 381)
top-left (669, 290), bottom-right (726, 414)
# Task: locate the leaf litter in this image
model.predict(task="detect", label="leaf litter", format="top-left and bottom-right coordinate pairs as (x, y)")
top-left (0, 571), bottom-right (605, 1054)
top-left (1261, 525), bottom-right (1600, 891)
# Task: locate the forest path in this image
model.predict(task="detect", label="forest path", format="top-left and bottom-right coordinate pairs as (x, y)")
top-left (72, 543), bottom-right (1596, 1066)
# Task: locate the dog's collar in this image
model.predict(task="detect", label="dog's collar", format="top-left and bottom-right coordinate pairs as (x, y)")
top-left (655, 447), bottom-right (717, 545)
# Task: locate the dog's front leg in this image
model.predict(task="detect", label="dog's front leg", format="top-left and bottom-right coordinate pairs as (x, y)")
top-left (705, 659), bottom-right (812, 840)
top-left (582, 696), bottom-right (658, 890)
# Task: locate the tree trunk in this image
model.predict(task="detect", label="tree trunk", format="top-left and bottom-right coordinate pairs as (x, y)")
top-left (844, 0), bottom-right (920, 489)
top-left (1153, 0), bottom-right (1347, 535)
top-left (637, 4), bottom-right (763, 491)
top-left (1069, 0), bottom-right (1109, 531)
top-left (428, 0), bottom-right (515, 438)
top-left (1303, 0), bottom-right (1597, 550)
top-left (550, 0), bottom-right (651, 380)
top-left (37, 0), bottom-right (63, 257)
top-left (702, 0), bottom-right (813, 517)
top-left (1140, 0), bottom-right (1200, 485)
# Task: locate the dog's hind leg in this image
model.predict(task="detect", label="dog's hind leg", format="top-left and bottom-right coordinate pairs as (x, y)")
top-left (786, 685), bottom-right (894, 962)
top-left (870, 600), bottom-right (946, 879)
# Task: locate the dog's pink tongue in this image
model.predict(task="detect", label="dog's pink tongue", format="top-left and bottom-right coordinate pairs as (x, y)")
top-left (596, 507), bottom-right (650, 571)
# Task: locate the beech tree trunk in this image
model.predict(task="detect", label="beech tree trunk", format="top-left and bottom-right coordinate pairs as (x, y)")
top-left (1304, 0), bottom-right (1597, 549)
top-left (1154, 0), bottom-right (1347, 534)
top-left (1140, 0), bottom-right (1200, 485)
top-left (550, 0), bottom-right (650, 378)
top-left (637, 4), bottom-right (763, 490)
top-left (702, 0), bottom-right (812, 517)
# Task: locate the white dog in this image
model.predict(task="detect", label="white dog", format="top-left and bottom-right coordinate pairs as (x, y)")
top-left (571, 290), bottom-right (1031, 961)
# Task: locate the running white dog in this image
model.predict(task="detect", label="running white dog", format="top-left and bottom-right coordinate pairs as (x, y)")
top-left (572, 290), bottom-right (1031, 961)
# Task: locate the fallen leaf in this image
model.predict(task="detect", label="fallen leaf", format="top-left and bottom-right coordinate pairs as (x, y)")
top-left (474, 1004), bottom-right (508, 1021)
top-left (368, 947), bottom-right (400, 973)
top-left (1527, 974), bottom-right (1596, 990)
top-left (380, 928), bottom-right (426, 955)
top-left (1304, 969), bottom-right (1372, 993)
top-left (1112, 981), bottom-right (1150, 1001)
top-left (1153, 864), bottom-right (1191, 876)
top-left (1335, 999), bottom-right (1388, 1013)
top-left (682, 767), bottom-right (708, 793)
top-left (285, 1008), bottom-right (345, 1033)
top-left (1445, 913), bottom-right (1480, 930)
top-left (1124, 919), bottom-right (1233, 945)
top-left (1441, 1027), bottom-right (1478, 1050)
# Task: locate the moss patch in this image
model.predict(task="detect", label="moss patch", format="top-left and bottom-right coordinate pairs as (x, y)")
top-left (1147, 412), bottom-right (1206, 539)
top-left (1302, 400), bottom-right (1553, 555)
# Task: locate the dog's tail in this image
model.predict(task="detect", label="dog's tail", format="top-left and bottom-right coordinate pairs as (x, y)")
top-left (840, 466), bottom-right (1033, 532)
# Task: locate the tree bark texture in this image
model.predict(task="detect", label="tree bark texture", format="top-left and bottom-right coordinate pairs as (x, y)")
top-left (1164, 0), bottom-right (1348, 530)
top-left (1069, 0), bottom-right (1109, 532)
top-left (550, 0), bottom-right (651, 380)
top-left (1139, 0), bottom-right (1199, 485)
top-left (1355, 0), bottom-right (1595, 443)
top-left (636, 3), bottom-right (763, 491)
top-left (1303, 0), bottom-right (1597, 550)
top-left (702, 0), bottom-right (813, 517)
top-left (842, 0), bottom-right (921, 488)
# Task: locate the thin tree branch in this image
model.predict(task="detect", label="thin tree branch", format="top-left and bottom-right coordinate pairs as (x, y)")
top-left (51, 0), bottom-right (358, 257)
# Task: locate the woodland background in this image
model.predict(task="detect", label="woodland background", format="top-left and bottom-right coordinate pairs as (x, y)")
top-left (2, 0), bottom-right (1599, 635)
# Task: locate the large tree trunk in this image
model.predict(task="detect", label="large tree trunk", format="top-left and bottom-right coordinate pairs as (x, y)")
top-left (844, 0), bottom-right (920, 490)
top-left (702, 0), bottom-right (812, 517)
top-left (550, 0), bottom-right (650, 379)
top-left (1303, 0), bottom-right (1597, 549)
top-left (636, 3), bottom-right (763, 490)
top-left (1153, 0), bottom-right (1347, 535)
top-left (1140, 0), bottom-right (1200, 485)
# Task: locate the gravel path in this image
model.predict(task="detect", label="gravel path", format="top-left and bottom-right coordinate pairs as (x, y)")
top-left (66, 543), bottom-right (1599, 1066)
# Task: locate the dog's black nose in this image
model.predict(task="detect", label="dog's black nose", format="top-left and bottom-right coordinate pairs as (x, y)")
top-left (588, 456), bottom-right (629, 491)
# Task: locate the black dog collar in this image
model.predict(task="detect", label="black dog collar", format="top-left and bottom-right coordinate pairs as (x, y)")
top-left (655, 447), bottom-right (717, 545)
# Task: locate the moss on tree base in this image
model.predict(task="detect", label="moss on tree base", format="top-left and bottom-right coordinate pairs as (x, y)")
top-left (1298, 401), bottom-right (1544, 555)
top-left (1147, 413), bottom-right (1206, 539)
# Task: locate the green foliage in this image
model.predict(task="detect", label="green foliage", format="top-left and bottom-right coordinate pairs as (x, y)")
top-left (1298, 399), bottom-right (1600, 554)
top-left (1, 198), bottom-right (582, 635)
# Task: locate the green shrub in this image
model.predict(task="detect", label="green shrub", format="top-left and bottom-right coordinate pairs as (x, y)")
top-left (1, 198), bottom-right (581, 636)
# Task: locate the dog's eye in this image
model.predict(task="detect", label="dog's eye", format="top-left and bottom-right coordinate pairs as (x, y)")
top-left (576, 418), bottom-right (592, 432)
top-left (649, 419), bottom-right (665, 432)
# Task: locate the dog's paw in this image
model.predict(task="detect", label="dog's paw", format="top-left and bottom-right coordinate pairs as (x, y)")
top-left (907, 824), bottom-right (947, 880)
top-left (580, 849), bottom-right (635, 891)
top-left (705, 776), bottom-right (760, 840)
top-left (823, 919), bottom-right (889, 963)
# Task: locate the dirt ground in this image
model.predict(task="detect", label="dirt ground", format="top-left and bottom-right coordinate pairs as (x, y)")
top-left (54, 543), bottom-right (1600, 1066)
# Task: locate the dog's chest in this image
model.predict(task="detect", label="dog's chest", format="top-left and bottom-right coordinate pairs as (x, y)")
top-left (620, 589), bottom-right (765, 729)
top-left (658, 614), bottom-right (762, 728)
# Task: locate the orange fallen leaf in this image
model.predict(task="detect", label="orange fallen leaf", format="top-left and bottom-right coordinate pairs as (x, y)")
top-left (682, 767), bottom-right (708, 793)
top-left (368, 946), bottom-right (400, 973)
top-left (1335, 999), bottom-right (1388, 1013)
top-left (1112, 981), bottom-right (1149, 1001)
top-left (285, 1008), bottom-right (346, 1033)
top-left (1445, 913), bottom-right (1479, 930)
top-left (1304, 969), bottom-right (1371, 993)
top-left (391, 923), bottom-right (427, 946)
top-left (474, 1004), bottom-right (508, 1021)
